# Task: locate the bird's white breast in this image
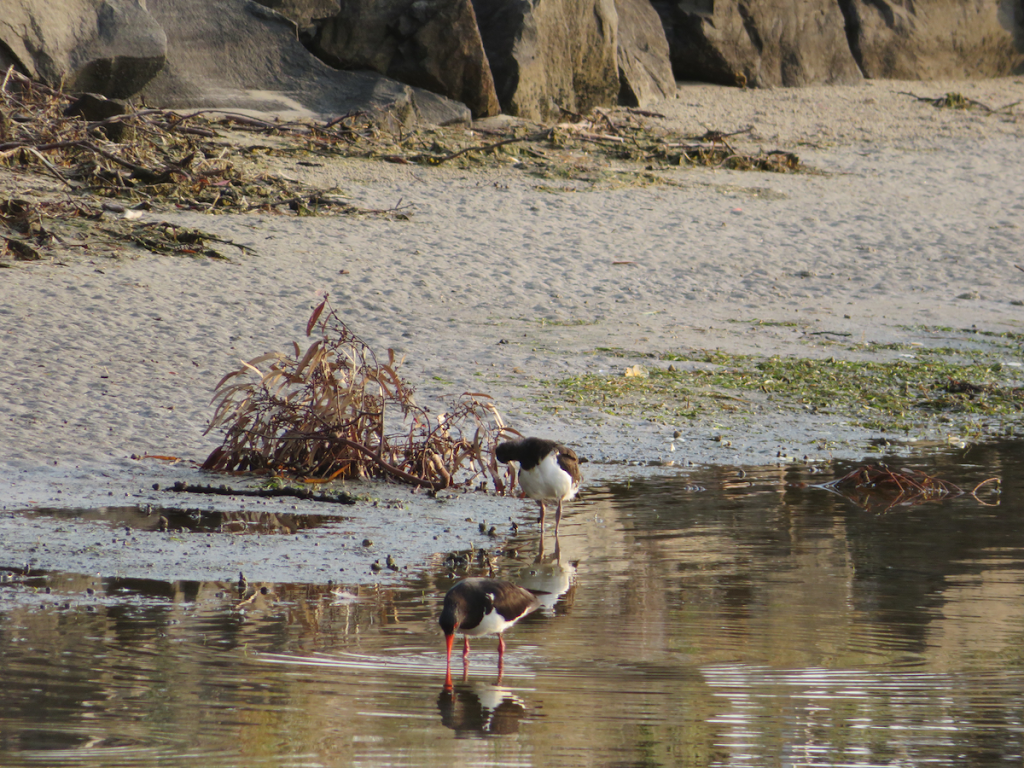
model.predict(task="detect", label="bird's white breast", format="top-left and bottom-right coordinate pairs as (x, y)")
top-left (519, 452), bottom-right (577, 501)
top-left (462, 597), bottom-right (517, 637)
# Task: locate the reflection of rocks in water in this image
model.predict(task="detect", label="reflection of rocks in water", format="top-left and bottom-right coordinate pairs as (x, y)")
top-left (437, 682), bottom-right (528, 737)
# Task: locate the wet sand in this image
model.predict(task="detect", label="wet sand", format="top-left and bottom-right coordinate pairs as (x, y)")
top-left (1, 77), bottom-right (1022, 584)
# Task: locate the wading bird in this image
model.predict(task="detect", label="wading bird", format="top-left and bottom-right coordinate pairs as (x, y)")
top-left (439, 577), bottom-right (541, 680)
top-left (495, 437), bottom-right (582, 532)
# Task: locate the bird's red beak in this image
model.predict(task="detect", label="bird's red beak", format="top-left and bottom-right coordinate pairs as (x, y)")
top-left (444, 633), bottom-right (456, 690)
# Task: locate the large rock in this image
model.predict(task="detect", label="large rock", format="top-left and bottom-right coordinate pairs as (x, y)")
top-left (142, 0), bottom-right (471, 126)
top-left (843, 0), bottom-right (1024, 79)
top-left (0, 0), bottom-right (167, 98)
top-left (653, 0), bottom-right (863, 87)
top-left (473, 0), bottom-right (621, 121)
top-left (616, 0), bottom-right (676, 106)
top-left (305, 0), bottom-right (501, 118)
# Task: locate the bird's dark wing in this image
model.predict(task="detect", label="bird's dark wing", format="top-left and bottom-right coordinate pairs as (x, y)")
top-left (486, 579), bottom-right (540, 622)
top-left (556, 446), bottom-right (583, 487)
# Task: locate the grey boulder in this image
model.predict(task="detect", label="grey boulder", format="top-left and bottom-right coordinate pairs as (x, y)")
top-left (305, 0), bottom-right (501, 118)
top-left (616, 0), bottom-right (677, 106)
top-left (141, 0), bottom-right (471, 125)
top-left (473, 0), bottom-right (621, 121)
top-left (251, 0), bottom-right (341, 28)
top-left (653, 0), bottom-right (863, 87)
top-left (0, 0), bottom-right (167, 98)
top-left (844, 0), bottom-right (1024, 79)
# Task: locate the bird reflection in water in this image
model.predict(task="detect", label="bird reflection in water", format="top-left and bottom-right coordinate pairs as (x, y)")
top-left (437, 681), bottom-right (530, 738)
top-left (512, 530), bottom-right (577, 615)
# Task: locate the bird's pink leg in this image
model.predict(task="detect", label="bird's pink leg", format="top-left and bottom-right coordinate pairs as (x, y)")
top-left (462, 637), bottom-right (471, 660)
top-left (538, 500), bottom-right (547, 527)
top-left (555, 498), bottom-right (563, 532)
top-left (497, 635), bottom-right (506, 662)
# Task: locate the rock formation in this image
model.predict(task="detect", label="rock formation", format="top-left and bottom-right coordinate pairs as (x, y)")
top-left (253, 0), bottom-right (340, 28)
top-left (301, 0), bottom-right (677, 119)
top-left (0, 0), bottom-right (167, 99)
top-left (305, 0), bottom-right (501, 118)
top-left (141, 0), bottom-right (472, 125)
top-left (0, 0), bottom-right (1021, 129)
top-left (842, 0), bottom-right (1024, 79)
top-left (472, 0), bottom-right (621, 121)
top-left (616, 0), bottom-right (678, 105)
top-left (652, 0), bottom-right (863, 87)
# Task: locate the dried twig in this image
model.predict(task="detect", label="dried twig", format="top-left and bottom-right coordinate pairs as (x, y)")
top-left (898, 91), bottom-right (1018, 113)
top-left (429, 129), bottom-right (554, 164)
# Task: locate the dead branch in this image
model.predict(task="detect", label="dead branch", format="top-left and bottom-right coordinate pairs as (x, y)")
top-left (686, 126), bottom-right (754, 142)
top-left (432, 129), bottom-right (554, 164)
top-left (202, 296), bottom-right (518, 491)
top-left (898, 91), bottom-right (995, 112)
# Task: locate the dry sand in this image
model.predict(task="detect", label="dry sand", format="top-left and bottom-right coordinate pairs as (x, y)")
top-left (1, 77), bottom-right (1022, 584)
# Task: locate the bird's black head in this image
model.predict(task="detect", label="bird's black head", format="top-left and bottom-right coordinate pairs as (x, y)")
top-left (494, 440), bottom-right (518, 464)
top-left (438, 598), bottom-right (462, 637)
top-left (496, 437), bottom-right (562, 472)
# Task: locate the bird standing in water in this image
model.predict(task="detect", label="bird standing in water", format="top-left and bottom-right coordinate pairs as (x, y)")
top-left (496, 437), bottom-right (582, 532)
top-left (439, 577), bottom-right (541, 683)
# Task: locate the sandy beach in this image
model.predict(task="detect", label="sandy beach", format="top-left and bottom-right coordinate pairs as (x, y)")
top-left (1, 76), bottom-right (1022, 583)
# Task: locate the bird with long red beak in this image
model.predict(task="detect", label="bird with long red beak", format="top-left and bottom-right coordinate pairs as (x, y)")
top-left (439, 578), bottom-right (541, 685)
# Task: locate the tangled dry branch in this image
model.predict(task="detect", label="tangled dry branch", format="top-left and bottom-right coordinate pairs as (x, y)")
top-left (203, 297), bottom-right (516, 492)
top-left (900, 90), bottom-right (1021, 113)
top-left (0, 67), bottom-right (403, 213)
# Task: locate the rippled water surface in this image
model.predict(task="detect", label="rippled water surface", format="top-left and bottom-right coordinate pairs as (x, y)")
top-left (3, 442), bottom-right (1024, 767)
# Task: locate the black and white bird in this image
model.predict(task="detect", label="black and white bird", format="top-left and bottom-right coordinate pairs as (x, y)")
top-left (439, 578), bottom-right (541, 672)
top-left (495, 437), bottom-right (582, 532)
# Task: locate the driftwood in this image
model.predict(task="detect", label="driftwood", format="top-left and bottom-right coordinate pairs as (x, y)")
top-left (899, 91), bottom-right (1021, 114)
top-left (431, 129), bottom-right (554, 164)
top-left (0, 67), bottom-right (411, 262)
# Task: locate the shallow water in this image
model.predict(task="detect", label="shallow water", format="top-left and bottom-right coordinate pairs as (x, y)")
top-left (2, 441), bottom-right (1024, 767)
